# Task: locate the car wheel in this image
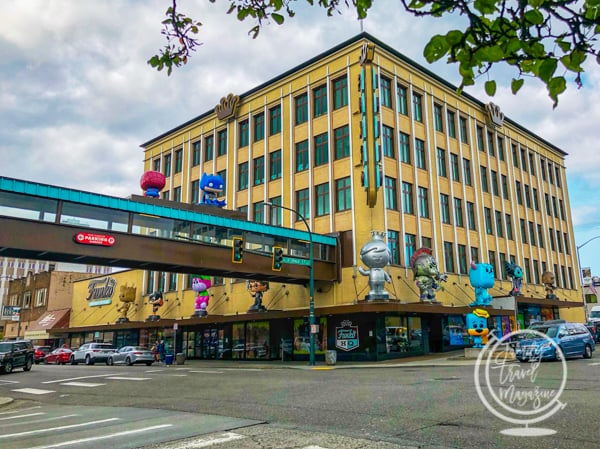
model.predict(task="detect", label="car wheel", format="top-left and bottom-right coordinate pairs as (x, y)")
top-left (55, 358), bottom-right (60, 365)
top-left (4, 361), bottom-right (13, 374)
top-left (126, 357), bottom-right (133, 366)
top-left (107, 357), bottom-right (113, 366)
top-left (583, 344), bottom-right (593, 359)
top-left (23, 358), bottom-right (33, 372)
top-left (85, 355), bottom-right (93, 365)
top-left (71, 356), bottom-right (77, 365)
top-left (146, 361), bottom-right (153, 366)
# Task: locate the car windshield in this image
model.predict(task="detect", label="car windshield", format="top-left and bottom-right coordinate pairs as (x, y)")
top-left (528, 326), bottom-right (559, 338)
top-left (590, 311), bottom-right (600, 319)
top-left (0, 343), bottom-right (13, 353)
top-left (36, 346), bottom-right (51, 352)
top-left (134, 346), bottom-right (149, 351)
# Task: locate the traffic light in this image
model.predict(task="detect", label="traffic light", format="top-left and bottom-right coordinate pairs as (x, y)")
top-left (232, 237), bottom-right (244, 263)
top-left (272, 246), bottom-right (283, 271)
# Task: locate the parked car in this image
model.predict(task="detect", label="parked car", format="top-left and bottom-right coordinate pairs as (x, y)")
top-left (107, 346), bottom-right (154, 366)
top-left (516, 322), bottom-right (595, 361)
top-left (43, 348), bottom-right (73, 365)
top-left (34, 345), bottom-right (52, 364)
top-left (70, 342), bottom-right (115, 365)
top-left (0, 340), bottom-right (34, 374)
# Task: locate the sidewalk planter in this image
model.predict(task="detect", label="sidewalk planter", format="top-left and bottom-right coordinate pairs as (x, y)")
top-left (175, 353), bottom-right (185, 365)
top-left (326, 350), bottom-right (337, 366)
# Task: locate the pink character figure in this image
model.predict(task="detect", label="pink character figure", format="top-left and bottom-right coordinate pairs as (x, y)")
top-left (192, 275), bottom-right (212, 317)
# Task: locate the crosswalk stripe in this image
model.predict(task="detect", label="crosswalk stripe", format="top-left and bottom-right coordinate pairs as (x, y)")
top-left (11, 388), bottom-right (55, 395)
top-left (106, 377), bottom-right (151, 381)
top-left (60, 382), bottom-right (105, 387)
top-left (0, 412), bottom-right (45, 421)
top-left (189, 370), bottom-right (225, 374)
top-left (0, 417), bottom-right (119, 439)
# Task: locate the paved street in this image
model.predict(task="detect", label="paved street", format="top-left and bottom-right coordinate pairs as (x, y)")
top-left (0, 356), bottom-right (598, 448)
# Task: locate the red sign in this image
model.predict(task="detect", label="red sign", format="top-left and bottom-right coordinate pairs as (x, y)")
top-left (74, 232), bottom-right (115, 247)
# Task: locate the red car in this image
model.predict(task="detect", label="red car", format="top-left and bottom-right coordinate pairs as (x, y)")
top-left (43, 348), bottom-right (72, 365)
top-left (34, 346), bottom-right (52, 364)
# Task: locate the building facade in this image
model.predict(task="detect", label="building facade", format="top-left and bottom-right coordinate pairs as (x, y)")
top-left (56, 33), bottom-right (583, 361)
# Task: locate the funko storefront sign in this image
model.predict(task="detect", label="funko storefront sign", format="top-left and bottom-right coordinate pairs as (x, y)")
top-left (86, 277), bottom-right (117, 306)
top-left (336, 320), bottom-right (360, 351)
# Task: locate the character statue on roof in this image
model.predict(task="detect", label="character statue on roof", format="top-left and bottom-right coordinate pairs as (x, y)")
top-left (410, 248), bottom-right (447, 303)
top-left (466, 308), bottom-right (490, 348)
top-left (147, 291), bottom-right (163, 321)
top-left (505, 262), bottom-right (523, 297)
top-left (247, 280), bottom-right (269, 312)
top-left (199, 173), bottom-right (226, 207)
top-left (358, 231), bottom-right (392, 300)
top-left (192, 275), bottom-right (212, 317)
top-left (116, 284), bottom-right (136, 324)
top-left (469, 262), bottom-right (495, 306)
top-left (140, 170), bottom-right (166, 198)
top-left (542, 271), bottom-right (558, 300)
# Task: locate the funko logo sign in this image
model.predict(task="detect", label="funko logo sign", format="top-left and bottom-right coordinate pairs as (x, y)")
top-left (486, 102), bottom-right (505, 127)
top-left (359, 42), bottom-right (375, 66)
top-left (215, 93), bottom-right (240, 121)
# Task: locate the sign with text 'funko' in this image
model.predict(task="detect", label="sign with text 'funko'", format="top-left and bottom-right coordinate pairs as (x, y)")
top-left (74, 232), bottom-right (115, 247)
top-left (335, 320), bottom-right (359, 351)
top-left (485, 102), bottom-right (505, 127)
top-left (86, 277), bottom-right (117, 306)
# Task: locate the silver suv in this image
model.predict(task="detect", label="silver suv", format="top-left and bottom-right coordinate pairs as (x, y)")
top-left (70, 342), bottom-right (115, 365)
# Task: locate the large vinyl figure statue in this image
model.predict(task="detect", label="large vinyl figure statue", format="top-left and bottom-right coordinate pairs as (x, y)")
top-left (140, 170), bottom-right (166, 198)
top-left (247, 280), bottom-right (269, 312)
top-left (410, 248), bottom-right (448, 302)
top-left (504, 262), bottom-right (523, 297)
top-left (199, 173), bottom-right (226, 207)
top-left (192, 275), bottom-right (212, 317)
top-left (358, 231), bottom-right (392, 300)
top-left (116, 285), bottom-right (136, 324)
top-left (466, 308), bottom-right (490, 348)
top-left (147, 291), bottom-right (163, 321)
top-left (469, 262), bottom-right (495, 306)
top-left (542, 271), bottom-right (558, 300)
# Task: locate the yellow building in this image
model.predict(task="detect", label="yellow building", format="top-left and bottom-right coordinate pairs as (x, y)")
top-left (68, 33), bottom-right (584, 362)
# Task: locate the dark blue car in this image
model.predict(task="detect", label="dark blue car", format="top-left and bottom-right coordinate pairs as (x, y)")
top-left (516, 322), bottom-right (595, 362)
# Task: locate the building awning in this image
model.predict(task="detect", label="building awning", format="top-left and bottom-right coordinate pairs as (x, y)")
top-left (27, 309), bottom-right (71, 333)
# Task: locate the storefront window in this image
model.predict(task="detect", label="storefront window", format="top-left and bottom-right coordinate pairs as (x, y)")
top-left (232, 323), bottom-right (245, 359)
top-left (385, 316), bottom-right (408, 353)
top-left (246, 321), bottom-right (270, 359)
top-left (407, 316), bottom-right (423, 354)
top-left (443, 315), bottom-right (468, 347)
top-left (293, 317), bottom-right (327, 355)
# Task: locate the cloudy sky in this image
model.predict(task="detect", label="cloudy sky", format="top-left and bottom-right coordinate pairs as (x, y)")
top-left (1, 0), bottom-right (599, 272)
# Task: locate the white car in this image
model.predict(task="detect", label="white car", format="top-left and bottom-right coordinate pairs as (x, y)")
top-left (70, 342), bottom-right (115, 365)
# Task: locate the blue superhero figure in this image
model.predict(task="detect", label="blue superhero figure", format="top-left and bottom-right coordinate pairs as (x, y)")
top-left (469, 262), bottom-right (494, 306)
top-left (466, 308), bottom-right (490, 348)
top-left (504, 262), bottom-right (523, 297)
top-left (199, 173), bottom-right (226, 207)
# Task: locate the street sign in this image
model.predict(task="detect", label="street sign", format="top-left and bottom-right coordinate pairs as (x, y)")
top-left (282, 256), bottom-right (311, 266)
top-left (173, 323), bottom-right (178, 331)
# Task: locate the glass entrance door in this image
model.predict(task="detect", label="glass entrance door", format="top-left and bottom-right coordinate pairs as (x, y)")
top-left (201, 328), bottom-right (218, 359)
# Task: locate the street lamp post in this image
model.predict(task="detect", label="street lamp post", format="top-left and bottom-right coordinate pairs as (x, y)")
top-left (264, 201), bottom-right (315, 366)
top-left (576, 235), bottom-right (600, 321)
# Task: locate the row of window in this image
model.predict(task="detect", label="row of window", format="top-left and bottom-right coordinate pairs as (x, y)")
top-left (145, 271), bottom-right (224, 295)
top-left (8, 288), bottom-right (48, 308)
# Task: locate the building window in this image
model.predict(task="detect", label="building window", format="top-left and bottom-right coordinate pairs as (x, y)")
top-left (269, 196), bottom-right (282, 226)
top-left (191, 179), bottom-right (200, 203)
top-left (497, 136), bottom-right (505, 160)
top-left (422, 236), bottom-right (432, 250)
top-left (484, 207), bottom-right (493, 234)
top-left (315, 183), bottom-right (330, 217)
top-left (217, 170), bottom-right (226, 196)
top-left (314, 132), bottom-right (329, 166)
top-left (380, 75), bottom-right (392, 108)
top-left (516, 181), bottom-right (523, 205)
top-left (467, 202), bottom-right (476, 230)
top-left (440, 194), bottom-right (451, 224)
top-left (505, 214), bottom-right (514, 240)
top-left (549, 228), bottom-right (556, 251)
top-left (528, 222), bottom-right (536, 246)
top-left (253, 156), bottom-right (265, 185)
top-left (533, 188), bottom-right (540, 210)
top-left (35, 288), bottom-right (47, 307)
top-left (418, 187), bottom-right (429, 218)
top-left (463, 158), bottom-right (472, 186)
top-left (296, 188), bottom-right (310, 220)
top-left (313, 84), bottom-right (327, 118)
top-left (563, 232), bottom-right (570, 255)
top-left (254, 113), bottom-right (265, 142)
top-left (450, 153), bottom-right (460, 182)
top-left (295, 93), bottom-right (308, 125)
top-left (459, 117), bottom-right (468, 144)
top-left (499, 253), bottom-right (508, 279)
top-left (545, 193), bottom-right (551, 215)
top-left (335, 177), bottom-right (352, 211)
top-left (458, 245), bottom-right (468, 274)
top-left (520, 219), bottom-right (527, 244)
top-left (388, 230), bottom-right (400, 265)
top-left (269, 150), bottom-right (282, 180)
top-left (205, 135), bottom-right (214, 161)
top-left (548, 162), bottom-right (554, 184)
top-left (501, 175), bottom-right (509, 199)
top-left (296, 140), bottom-right (309, 172)
top-left (332, 75), bottom-right (348, 109)
top-left (454, 198), bottom-right (463, 227)
top-left (495, 211), bottom-right (503, 237)
top-left (471, 247), bottom-right (480, 264)
top-left (253, 202), bottom-right (265, 223)
top-left (540, 158), bottom-right (547, 180)
top-left (520, 148), bottom-right (528, 171)
top-left (489, 251), bottom-right (497, 279)
top-left (487, 131), bottom-right (495, 156)
top-left (402, 182), bottom-right (414, 214)
top-left (491, 170), bottom-right (499, 196)
top-left (397, 84), bottom-right (408, 115)
top-left (382, 125), bottom-right (394, 158)
top-left (174, 149), bottom-right (183, 173)
top-left (399, 132), bottom-right (410, 163)
top-left (146, 271), bottom-right (155, 294)
top-left (412, 93), bottom-right (423, 122)
top-left (437, 148), bottom-right (447, 177)
top-left (559, 199), bottom-right (565, 220)
top-left (238, 162), bottom-right (249, 191)
top-left (163, 154), bottom-right (171, 177)
top-left (153, 158), bottom-right (160, 172)
top-left (415, 139), bottom-right (426, 169)
top-left (173, 186), bottom-right (181, 202)
top-left (168, 272), bottom-right (177, 291)
top-left (192, 142), bottom-right (201, 166)
top-left (444, 242), bottom-right (455, 272)
top-left (538, 224), bottom-right (544, 248)
top-left (556, 230), bottom-right (563, 253)
top-left (216, 130), bottom-right (226, 156)
top-left (447, 110), bottom-right (456, 138)
top-left (385, 177), bottom-right (398, 210)
top-left (269, 105), bottom-right (281, 135)
top-left (405, 234), bottom-right (416, 266)
top-left (476, 126), bottom-right (484, 152)
top-left (334, 125), bottom-right (350, 159)
top-left (555, 167), bottom-right (561, 187)
top-left (434, 104), bottom-right (443, 132)
top-left (161, 191), bottom-right (169, 200)
top-left (480, 167), bottom-right (489, 192)
top-left (239, 120), bottom-right (249, 147)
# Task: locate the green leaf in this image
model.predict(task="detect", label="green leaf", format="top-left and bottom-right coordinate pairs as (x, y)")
top-left (446, 30), bottom-right (463, 46)
top-left (271, 13), bottom-right (284, 24)
top-left (548, 76), bottom-right (566, 107)
top-left (538, 58), bottom-right (557, 82)
top-left (555, 38), bottom-right (571, 53)
top-left (529, 0), bottom-right (544, 7)
top-left (524, 9), bottom-right (544, 25)
top-left (478, 45), bottom-right (505, 63)
top-left (485, 80), bottom-right (497, 96)
top-left (423, 35), bottom-right (450, 63)
top-left (511, 78), bottom-right (524, 94)
top-left (474, 0), bottom-right (497, 14)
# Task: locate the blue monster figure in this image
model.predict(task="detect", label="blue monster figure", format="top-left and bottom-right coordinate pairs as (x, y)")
top-left (469, 262), bottom-right (494, 306)
top-left (466, 308), bottom-right (490, 348)
top-left (199, 173), bottom-right (226, 207)
top-left (504, 261), bottom-right (523, 297)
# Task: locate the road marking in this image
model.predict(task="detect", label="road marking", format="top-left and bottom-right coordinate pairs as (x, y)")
top-left (60, 382), bottom-right (105, 387)
top-left (302, 446), bottom-right (329, 449)
top-left (171, 374), bottom-right (188, 377)
top-left (0, 417), bottom-right (119, 439)
top-left (0, 379), bottom-right (20, 384)
top-left (106, 376), bottom-right (151, 381)
top-left (588, 362), bottom-right (600, 366)
top-left (43, 373), bottom-right (124, 384)
top-left (0, 406), bottom-right (41, 415)
top-left (11, 388), bottom-right (55, 395)
top-left (222, 368), bottom-right (264, 372)
top-left (189, 370), bottom-right (225, 374)
top-left (0, 414), bottom-right (79, 427)
top-left (311, 367), bottom-right (333, 371)
top-left (145, 369), bottom-right (164, 373)
top-left (28, 424), bottom-right (173, 449)
top-left (183, 432), bottom-right (245, 447)
top-left (0, 412), bottom-right (45, 421)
